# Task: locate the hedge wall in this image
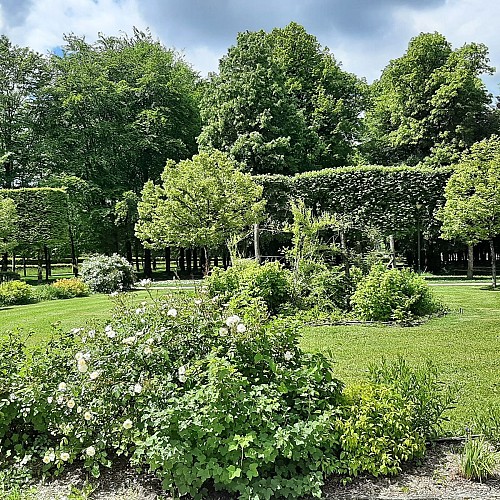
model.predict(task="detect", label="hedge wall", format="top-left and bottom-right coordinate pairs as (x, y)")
top-left (256, 166), bottom-right (453, 237)
top-left (0, 187), bottom-right (69, 248)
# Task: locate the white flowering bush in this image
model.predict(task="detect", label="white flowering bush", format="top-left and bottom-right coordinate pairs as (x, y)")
top-left (0, 290), bottom-right (452, 497)
top-left (80, 254), bottom-right (135, 293)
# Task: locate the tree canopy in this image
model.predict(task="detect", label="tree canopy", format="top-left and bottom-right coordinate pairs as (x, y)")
top-left (438, 135), bottom-right (500, 286)
top-left (364, 32), bottom-right (495, 166)
top-left (198, 22), bottom-right (367, 175)
top-left (135, 150), bottom-right (265, 261)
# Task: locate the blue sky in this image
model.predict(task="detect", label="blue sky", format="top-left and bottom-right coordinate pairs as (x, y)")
top-left (1, 0), bottom-right (498, 95)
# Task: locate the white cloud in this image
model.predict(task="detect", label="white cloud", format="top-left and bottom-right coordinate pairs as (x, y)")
top-left (4, 0), bottom-right (148, 53)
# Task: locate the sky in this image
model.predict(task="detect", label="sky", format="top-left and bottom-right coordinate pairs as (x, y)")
top-left (0, 0), bottom-right (499, 95)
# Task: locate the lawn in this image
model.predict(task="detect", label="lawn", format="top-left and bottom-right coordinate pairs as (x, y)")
top-left (300, 285), bottom-right (500, 433)
top-left (1, 283), bottom-right (498, 432)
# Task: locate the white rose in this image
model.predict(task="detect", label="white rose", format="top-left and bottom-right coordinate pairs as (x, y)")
top-left (84, 411), bottom-right (92, 421)
top-left (77, 359), bottom-right (88, 373)
top-left (236, 323), bottom-right (247, 333)
top-left (86, 446), bottom-right (96, 457)
top-left (167, 308), bottom-right (177, 317)
top-left (133, 383), bottom-right (142, 394)
top-left (122, 419), bottom-right (133, 430)
top-left (60, 452), bottom-right (70, 462)
top-left (225, 315), bottom-right (241, 327)
top-left (67, 399), bottom-right (75, 409)
top-left (57, 382), bottom-right (67, 392)
top-left (89, 371), bottom-right (100, 380)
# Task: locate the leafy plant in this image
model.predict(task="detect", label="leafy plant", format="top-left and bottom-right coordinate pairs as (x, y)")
top-left (80, 253), bottom-right (135, 293)
top-left (0, 281), bottom-right (34, 306)
top-left (51, 278), bottom-right (89, 298)
top-left (460, 436), bottom-right (498, 482)
top-left (351, 264), bottom-right (442, 321)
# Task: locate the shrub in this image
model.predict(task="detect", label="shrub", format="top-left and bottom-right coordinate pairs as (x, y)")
top-left (205, 260), bottom-right (293, 315)
top-left (0, 280), bottom-right (34, 306)
top-left (460, 436), bottom-right (499, 482)
top-left (0, 293), bottom-right (453, 497)
top-left (51, 278), bottom-right (89, 298)
top-left (473, 406), bottom-right (500, 448)
top-left (351, 264), bottom-right (442, 321)
top-left (80, 254), bottom-right (135, 293)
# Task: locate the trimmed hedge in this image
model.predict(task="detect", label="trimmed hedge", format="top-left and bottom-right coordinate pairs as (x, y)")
top-left (256, 165), bottom-right (452, 236)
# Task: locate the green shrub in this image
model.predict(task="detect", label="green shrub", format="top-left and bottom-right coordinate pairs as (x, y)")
top-left (33, 284), bottom-right (60, 301)
top-left (0, 281), bottom-right (34, 306)
top-left (351, 264), bottom-right (442, 321)
top-left (80, 254), bottom-right (135, 293)
top-left (459, 436), bottom-right (499, 482)
top-left (0, 292), bottom-right (453, 497)
top-left (51, 278), bottom-right (89, 298)
top-left (205, 260), bottom-right (293, 315)
top-left (473, 406), bottom-right (500, 448)
top-left (368, 357), bottom-right (457, 440)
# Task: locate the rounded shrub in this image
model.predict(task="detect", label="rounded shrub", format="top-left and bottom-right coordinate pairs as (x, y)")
top-left (351, 264), bottom-right (442, 321)
top-left (80, 254), bottom-right (135, 293)
top-left (0, 280), bottom-right (34, 306)
top-left (51, 278), bottom-right (89, 298)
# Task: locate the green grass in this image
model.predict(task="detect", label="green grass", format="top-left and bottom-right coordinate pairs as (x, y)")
top-left (0, 289), bottom-right (176, 346)
top-left (1, 283), bottom-right (499, 432)
top-left (300, 285), bottom-right (500, 432)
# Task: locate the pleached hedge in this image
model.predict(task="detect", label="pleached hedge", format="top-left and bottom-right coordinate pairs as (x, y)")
top-left (256, 165), bottom-right (452, 237)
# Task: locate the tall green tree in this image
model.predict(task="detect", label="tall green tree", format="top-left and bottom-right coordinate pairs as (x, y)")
top-left (41, 28), bottom-right (201, 195)
top-left (198, 23), bottom-right (367, 174)
top-left (136, 150), bottom-right (265, 274)
top-left (0, 36), bottom-right (50, 187)
top-left (437, 136), bottom-right (500, 287)
top-left (364, 32), bottom-right (495, 166)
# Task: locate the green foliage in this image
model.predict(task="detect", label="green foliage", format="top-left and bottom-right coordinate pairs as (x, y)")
top-left (136, 150), bottom-right (265, 252)
top-left (0, 198), bottom-right (18, 253)
top-left (351, 264), bottom-right (442, 321)
top-left (199, 22), bottom-right (367, 174)
top-left (0, 281), bottom-right (34, 306)
top-left (256, 166), bottom-right (451, 238)
top-left (473, 406), bottom-right (500, 448)
top-left (51, 278), bottom-right (89, 299)
top-left (438, 135), bottom-right (500, 245)
top-left (205, 260), bottom-right (293, 316)
top-left (459, 436), bottom-right (499, 482)
top-left (80, 254), bottom-right (135, 293)
top-left (368, 357), bottom-right (457, 440)
top-left (364, 32), bottom-right (494, 166)
top-left (0, 188), bottom-right (69, 249)
top-left (337, 384), bottom-right (426, 478)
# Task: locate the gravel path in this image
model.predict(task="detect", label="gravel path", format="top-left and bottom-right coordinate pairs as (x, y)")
top-left (28, 443), bottom-right (500, 499)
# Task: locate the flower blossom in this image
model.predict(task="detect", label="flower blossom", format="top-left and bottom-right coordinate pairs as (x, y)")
top-left (225, 315), bottom-right (241, 327)
top-left (167, 308), bottom-right (177, 317)
top-left (67, 399), bottom-right (75, 409)
top-left (89, 371), bottom-right (100, 380)
top-left (86, 446), bottom-right (96, 457)
top-left (77, 359), bottom-right (88, 373)
top-left (236, 323), bottom-right (247, 333)
top-left (84, 411), bottom-right (92, 421)
top-left (284, 351), bottom-right (294, 361)
top-left (60, 452), bottom-right (70, 462)
top-left (133, 383), bottom-right (142, 394)
top-left (105, 325), bottom-right (116, 338)
top-left (123, 419), bottom-right (133, 430)
top-left (58, 382), bottom-right (67, 392)
top-left (122, 336), bottom-right (136, 345)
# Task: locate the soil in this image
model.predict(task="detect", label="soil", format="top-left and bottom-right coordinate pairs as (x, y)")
top-left (29, 442), bottom-right (500, 499)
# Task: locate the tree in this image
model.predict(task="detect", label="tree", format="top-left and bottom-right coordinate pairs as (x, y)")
top-left (0, 36), bottom-right (50, 187)
top-left (364, 32), bottom-right (495, 166)
top-left (135, 151), bottom-right (266, 274)
top-left (437, 136), bottom-right (500, 287)
top-left (198, 23), bottom-right (367, 175)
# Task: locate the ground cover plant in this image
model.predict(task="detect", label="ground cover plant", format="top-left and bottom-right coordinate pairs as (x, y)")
top-left (0, 286), bottom-right (453, 499)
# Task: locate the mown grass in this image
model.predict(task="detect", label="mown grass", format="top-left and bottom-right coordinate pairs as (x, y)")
top-left (300, 285), bottom-right (500, 433)
top-left (1, 283), bottom-right (498, 432)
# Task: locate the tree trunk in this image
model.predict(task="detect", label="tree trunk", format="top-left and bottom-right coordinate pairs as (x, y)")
top-left (467, 244), bottom-right (474, 280)
top-left (69, 227), bottom-right (79, 277)
top-left (44, 245), bottom-right (50, 281)
top-left (340, 231), bottom-right (350, 280)
top-left (203, 247), bottom-right (210, 276)
top-left (214, 254), bottom-right (219, 267)
top-left (144, 248), bottom-right (152, 278)
top-left (388, 234), bottom-right (396, 269)
top-left (125, 239), bottom-right (133, 264)
top-left (11, 253), bottom-right (16, 272)
top-left (193, 249), bottom-right (198, 272)
top-left (178, 247), bottom-right (185, 272)
top-left (134, 240), bottom-right (140, 272)
top-left (23, 256), bottom-right (26, 277)
top-left (490, 239), bottom-right (496, 288)
top-left (165, 247), bottom-right (171, 273)
top-left (1, 253), bottom-right (7, 272)
top-left (254, 223), bottom-right (261, 263)
top-left (186, 248), bottom-right (192, 273)
top-left (37, 248), bottom-right (43, 284)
